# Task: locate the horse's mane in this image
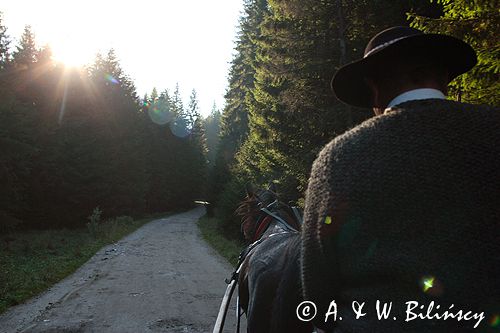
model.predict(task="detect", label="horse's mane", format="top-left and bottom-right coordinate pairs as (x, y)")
top-left (235, 188), bottom-right (300, 243)
top-left (235, 193), bottom-right (261, 243)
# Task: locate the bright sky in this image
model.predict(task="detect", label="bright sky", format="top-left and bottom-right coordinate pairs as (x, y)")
top-left (2, 0), bottom-right (243, 117)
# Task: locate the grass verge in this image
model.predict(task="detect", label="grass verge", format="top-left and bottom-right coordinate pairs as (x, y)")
top-left (0, 212), bottom-right (170, 314)
top-left (196, 215), bottom-right (243, 266)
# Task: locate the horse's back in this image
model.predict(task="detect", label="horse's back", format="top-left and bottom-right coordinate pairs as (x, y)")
top-left (241, 232), bottom-right (310, 333)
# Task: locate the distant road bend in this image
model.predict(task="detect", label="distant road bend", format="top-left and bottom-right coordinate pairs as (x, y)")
top-left (0, 207), bottom-right (242, 333)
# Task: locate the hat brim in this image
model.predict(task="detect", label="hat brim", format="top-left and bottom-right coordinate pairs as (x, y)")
top-left (331, 34), bottom-right (477, 108)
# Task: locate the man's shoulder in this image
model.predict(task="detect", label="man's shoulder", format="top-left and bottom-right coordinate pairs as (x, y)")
top-left (315, 99), bottom-right (499, 168)
top-left (326, 99), bottom-right (497, 147)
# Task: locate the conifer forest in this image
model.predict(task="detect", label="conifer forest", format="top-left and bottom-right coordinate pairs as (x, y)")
top-left (0, 0), bottom-right (497, 237)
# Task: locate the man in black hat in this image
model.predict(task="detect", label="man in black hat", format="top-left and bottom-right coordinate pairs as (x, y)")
top-left (300, 26), bottom-right (499, 332)
top-left (331, 26), bottom-right (477, 113)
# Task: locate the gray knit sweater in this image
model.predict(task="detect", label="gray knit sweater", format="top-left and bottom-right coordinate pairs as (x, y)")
top-left (301, 99), bottom-right (499, 332)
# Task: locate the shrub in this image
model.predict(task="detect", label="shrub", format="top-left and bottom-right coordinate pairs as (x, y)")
top-left (99, 216), bottom-right (133, 240)
top-left (86, 207), bottom-right (102, 237)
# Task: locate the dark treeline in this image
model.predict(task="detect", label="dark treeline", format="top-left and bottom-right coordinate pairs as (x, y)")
top-left (0, 20), bottom-right (211, 231)
top-left (208, 0), bottom-right (499, 239)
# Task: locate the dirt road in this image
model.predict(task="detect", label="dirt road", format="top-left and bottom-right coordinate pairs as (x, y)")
top-left (0, 207), bottom-right (243, 333)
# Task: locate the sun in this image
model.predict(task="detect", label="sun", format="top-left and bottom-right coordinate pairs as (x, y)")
top-left (50, 41), bottom-right (89, 68)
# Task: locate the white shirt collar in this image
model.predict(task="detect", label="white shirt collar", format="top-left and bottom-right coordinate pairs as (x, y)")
top-left (386, 88), bottom-right (446, 109)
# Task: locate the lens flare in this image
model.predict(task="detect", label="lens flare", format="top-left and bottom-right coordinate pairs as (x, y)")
top-left (148, 101), bottom-right (173, 125)
top-left (169, 117), bottom-right (191, 138)
top-left (422, 276), bottom-right (434, 292)
top-left (58, 79), bottom-right (69, 124)
top-left (490, 314), bottom-right (500, 328)
top-left (104, 73), bottom-right (119, 84)
top-left (420, 275), bottom-right (443, 296)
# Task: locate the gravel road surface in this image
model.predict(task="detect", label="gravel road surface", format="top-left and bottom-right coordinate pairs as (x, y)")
top-left (0, 207), bottom-right (243, 333)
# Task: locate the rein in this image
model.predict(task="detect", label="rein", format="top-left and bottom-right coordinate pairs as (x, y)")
top-left (213, 230), bottom-right (293, 333)
top-left (260, 206), bottom-right (299, 233)
top-left (251, 205), bottom-right (299, 242)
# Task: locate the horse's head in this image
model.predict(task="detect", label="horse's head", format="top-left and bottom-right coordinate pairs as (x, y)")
top-left (235, 183), bottom-right (301, 243)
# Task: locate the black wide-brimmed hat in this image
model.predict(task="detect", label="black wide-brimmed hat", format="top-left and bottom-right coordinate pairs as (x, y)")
top-left (332, 26), bottom-right (477, 108)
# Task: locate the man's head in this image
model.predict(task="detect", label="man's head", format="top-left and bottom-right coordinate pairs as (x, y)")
top-left (365, 60), bottom-right (450, 114)
top-left (331, 26), bottom-right (476, 113)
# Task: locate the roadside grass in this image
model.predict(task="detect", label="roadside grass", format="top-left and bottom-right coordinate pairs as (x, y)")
top-left (0, 212), bottom-right (171, 314)
top-left (196, 215), bottom-right (244, 266)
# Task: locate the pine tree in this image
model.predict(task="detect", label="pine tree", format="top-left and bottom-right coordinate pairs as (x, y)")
top-left (140, 93), bottom-right (149, 113)
top-left (37, 44), bottom-right (53, 66)
top-left (0, 12), bottom-right (10, 69)
top-left (206, 0), bottom-right (269, 216)
top-left (187, 90), bottom-right (206, 152)
top-left (410, 0), bottom-right (499, 106)
top-left (0, 89), bottom-right (37, 231)
top-left (150, 87), bottom-right (159, 101)
top-left (187, 90), bottom-right (209, 198)
top-left (171, 83), bottom-right (184, 116)
top-left (235, 0), bottom-right (358, 202)
top-left (79, 50), bottom-right (148, 216)
top-left (142, 91), bottom-right (176, 212)
top-left (203, 104), bottom-right (222, 167)
top-left (233, 0), bottom-right (439, 203)
top-left (187, 89), bottom-right (200, 129)
top-left (218, 0), bottom-right (267, 162)
top-left (142, 85), bottom-right (206, 211)
top-left (13, 25), bottom-right (37, 68)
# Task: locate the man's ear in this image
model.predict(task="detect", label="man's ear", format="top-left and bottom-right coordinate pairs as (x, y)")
top-left (364, 76), bottom-right (383, 115)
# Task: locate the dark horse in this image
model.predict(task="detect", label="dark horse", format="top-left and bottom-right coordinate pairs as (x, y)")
top-left (234, 185), bottom-right (313, 333)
